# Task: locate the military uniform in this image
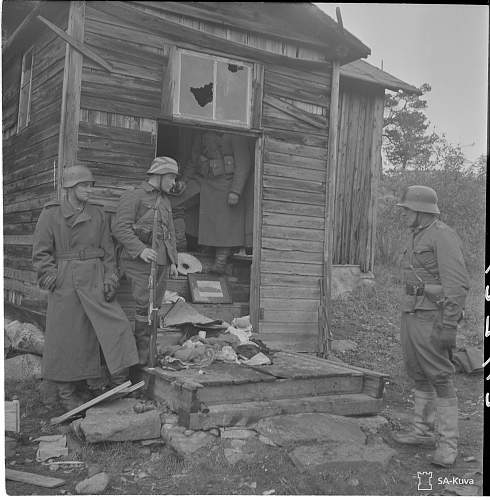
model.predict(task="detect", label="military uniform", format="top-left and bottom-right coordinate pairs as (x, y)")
top-left (32, 200), bottom-right (139, 384)
top-left (394, 185), bottom-right (470, 467)
top-left (112, 181), bottom-right (178, 362)
top-left (400, 218), bottom-right (469, 384)
top-left (171, 131), bottom-right (252, 247)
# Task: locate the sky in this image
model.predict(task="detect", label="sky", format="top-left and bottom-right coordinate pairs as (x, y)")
top-left (317, 3), bottom-right (489, 163)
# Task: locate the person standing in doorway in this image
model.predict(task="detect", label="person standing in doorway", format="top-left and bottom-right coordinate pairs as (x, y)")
top-left (392, 185), bottom-right (469, 467)
top-left (112, 156), bottom-right (179, 365)
top-left (32, 165), bottom-right (138, 411)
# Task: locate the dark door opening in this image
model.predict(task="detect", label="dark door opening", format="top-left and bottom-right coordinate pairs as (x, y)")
top-left (156, 121), bottom-right (255, 310)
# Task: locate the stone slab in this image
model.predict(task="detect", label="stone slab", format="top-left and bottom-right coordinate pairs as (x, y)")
top-left (289, 442), bottom-right (397, 472)
top-left (254, 413), bottom-right (366, 447)
top-left (161, 426), bottom-right (216, 457)
top-left (80, 398), bottom-right (162, 443)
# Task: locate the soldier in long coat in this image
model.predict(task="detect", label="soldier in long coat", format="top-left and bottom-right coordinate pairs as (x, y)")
top-left (32, 165), bottom-right (138, 410)
top-left (392, 185), bottom-right (469, 467)
top-left (171, 131), bottom-right (252, 273)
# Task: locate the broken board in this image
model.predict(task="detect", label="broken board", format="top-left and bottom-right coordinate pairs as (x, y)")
top-left (6, 468), bottom-right (65, 488)
top-left (145, 350), bottom-right (386, 429)
top-left (5, 400), bottom-right (20, 433)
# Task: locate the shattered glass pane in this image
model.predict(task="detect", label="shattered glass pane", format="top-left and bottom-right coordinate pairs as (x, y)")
top-left (179, 53), bottom-right (214, 118)
top-left (216, 61), bottom-right (249, 124)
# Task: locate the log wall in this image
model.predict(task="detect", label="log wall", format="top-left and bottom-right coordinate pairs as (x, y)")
top-left (3, 14), bottom-right (68, 312)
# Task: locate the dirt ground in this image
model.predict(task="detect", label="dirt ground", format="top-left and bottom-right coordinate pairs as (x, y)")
top-left (3, 265), bottom-right (485, 495)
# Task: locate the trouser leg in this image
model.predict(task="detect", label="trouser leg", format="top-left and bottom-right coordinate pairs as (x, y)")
top-left (134, 316), bottom-right (149, 365)
top-left (210, 247), bottom-right (231, 275)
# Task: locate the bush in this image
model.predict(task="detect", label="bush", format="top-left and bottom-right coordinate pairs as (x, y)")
top-left (376, 168), bottom-right (485, 276)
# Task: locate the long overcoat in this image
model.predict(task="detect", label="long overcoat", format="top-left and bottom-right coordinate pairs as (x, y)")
top-left (174, 131), bottom-right (252, 247)
top-left (32, 200), bottom-right (138, 381)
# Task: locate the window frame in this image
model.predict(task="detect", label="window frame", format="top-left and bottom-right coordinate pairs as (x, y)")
top-left (172, 48), bottom-right (253, 129)
top-left (17, 46), bottom-right (34, 133)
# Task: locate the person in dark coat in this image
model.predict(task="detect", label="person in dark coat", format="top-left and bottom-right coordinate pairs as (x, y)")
top-left (170, 131), bottom-right (252, 273)
top-left (112, 157), bottom-right (179, 365)
top-left (392, 185), bottom-right (469, 467)
top-left (32, 165), bottom-right (139, 411)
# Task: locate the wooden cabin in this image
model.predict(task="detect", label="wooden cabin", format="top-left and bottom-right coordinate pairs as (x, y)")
top-left (3, 1), bottom-right (415, 353)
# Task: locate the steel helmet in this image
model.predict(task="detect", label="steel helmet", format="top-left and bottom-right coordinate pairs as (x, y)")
top-left (147, 156), bottom-right (179, 176)
top-left (62, 164), bottom-right (95, 188)
top-left (396, 185), bottom-right (440, 214)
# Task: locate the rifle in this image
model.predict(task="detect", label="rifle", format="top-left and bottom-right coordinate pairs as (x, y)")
top-left (147, 196), bottom-right (160, 369)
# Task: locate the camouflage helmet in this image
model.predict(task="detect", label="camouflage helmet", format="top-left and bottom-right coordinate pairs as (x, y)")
top-left (396, 185), bottom-right (440, 214)
top-left (63, 164), bottom-right (95, 188)
top-left (147, 156), bottom-right (179, 176)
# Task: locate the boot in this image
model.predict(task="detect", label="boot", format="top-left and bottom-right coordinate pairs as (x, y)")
top-left (210, 247), bottom-right (231, 275)
top-left (57, 382), bottom-right (85, 412)
top-left (40, 380), bottom-right (59, 410)
top-left (110, 369), bottom-right (130, 388)
top-left (134, 319), bottom-right (149, 365)
top-left (392, 390), bottom-right (436, 447)
top-left (430, 397), bottom-right (459, 467)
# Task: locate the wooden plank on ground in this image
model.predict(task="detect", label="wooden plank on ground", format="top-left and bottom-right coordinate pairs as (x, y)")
top-left (5, 468), bottom-right (65, 488)
top-left (188, 393), bottom-right (383, 430)
top-left (5, 400), bottom-right (20, 433)
top-left (50, 381), bottom-right (131, 424)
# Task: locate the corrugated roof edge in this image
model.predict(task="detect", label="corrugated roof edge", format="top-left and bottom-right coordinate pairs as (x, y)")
top-left (340, 59), bottom-right (421, 94)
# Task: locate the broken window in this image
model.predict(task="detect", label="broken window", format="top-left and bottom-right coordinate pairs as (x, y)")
top-left (173, 49), bottom-right (252, 127)
top-left (17, 47), bottom-right (34, 132)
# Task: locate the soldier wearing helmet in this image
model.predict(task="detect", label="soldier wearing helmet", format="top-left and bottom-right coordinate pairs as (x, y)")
top-left (392, 185), bottom-right (469, 467)
top-left (112, 157), bottom-right (179, 365)
top-left (32, 165), bottom-right (138, 411)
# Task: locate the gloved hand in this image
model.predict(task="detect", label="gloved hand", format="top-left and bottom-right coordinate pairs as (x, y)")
top-left (103, 281), bottom-right (117, 302)
top-left (227, 192), bottom-right (239, 206)
top-left (40, 274), bottom-right (57, 292)
top-left (439, 325), bottom-right (457, 350)
top-left (169, 179), bottom-right (187, 196)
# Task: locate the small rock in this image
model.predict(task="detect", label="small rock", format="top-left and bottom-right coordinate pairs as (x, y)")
top-left (463, 456), bottom-right (477, 462)
top-left (262, 489), bottom-right (275, 495)
top-left (221, 428), bottom-right (256, 440)
top-left (209, 428), bottom-right (220, 437)
top-left (136, 471), bottom-right (149, 480)
top-left (87, 463), bottom-right (104, 478)
top-left (347, 478), bottom-right (359, 487)
top-left (75, 472), bottom-right (110, 494)
top-left (330, 339), bottom-right (357, 353)
top-left (184, 430), bottom-right (194, 436)
top-left (48, 464), bottom-right (59, 471)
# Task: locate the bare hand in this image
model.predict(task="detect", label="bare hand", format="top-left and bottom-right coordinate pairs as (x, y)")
top-left (139, 248), bottom-right (157, 263)
top-left (170, 263), bottom-right (178, 278)
top-left (228, 192), bottom-right (239, 206)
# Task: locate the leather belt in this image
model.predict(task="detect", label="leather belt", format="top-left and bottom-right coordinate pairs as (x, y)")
top-left (56, 248), bottom-right (105, 261)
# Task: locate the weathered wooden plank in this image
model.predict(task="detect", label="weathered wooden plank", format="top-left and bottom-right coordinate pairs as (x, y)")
top-left (261, 297), bottom-right (320, 312)
top-left (5, 400), bottom-right (21, 433)
top-left (260, 308), bottom-right (319, 323)
top-left (2, 236), bottom-right (34, 246)
top-left (78, 121), bottom-right (155, 146)
top-left (78, 131), bottom-right (156, 158)
top-left (267, 64), bottom-right (331, 87)
top-left (260, 273), bottom-right (319, 287)
top-left (264, 151), bottom-right (327, 171)
top-left (263, 95), bottom-right (328, 129)
top-left (77, 148), bottom-right (152, 170)
top-left (262, 212), bottom-right (324, 230)
top-left (261, 248), bottom-right (323, 265)
top-left (261, 285), bottom-right (319, 300)
top-left (264, 128), bottom-right (328, 149)
top-left (261, 225), bottom-right (324, 242)
top-left (4, 197), bottom-right (52, 214)
top-left (4, 279), bottom-right (47, 300)
top-left (4, 267), bottom-right (37, 282)
top-left (80, 94), bottom-right (157, 118)
top-left (5, 469), bottom-right (65, 489)
top-left (262, 104), bottom-right (327, 136)
top-left (263, 187), bottom-right (325, 206)
top-left (196, 374), bottom-right (363, 405)
top-left (262, 200), bottom-right (325, 219)
top-left (264, 136), bottom-right (328, 160)
top-left (264, 77), bottom-right (328, 107)
top-left (187, 394), bottom-right (383, 430)
top-left (263, 163), bottom-right (325, 183)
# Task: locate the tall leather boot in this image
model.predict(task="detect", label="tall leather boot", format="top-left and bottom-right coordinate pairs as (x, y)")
top-left (134, 319), bottom-right (149, 365)
top-left (210, 247), bottom-right (231, 275)
top-left (392, 390), bottom-right (436, 447)
top-left (57, 382), bottom-right (84, 412)
top-left (110, 368), bottom-right (130, 387)
top-left (430, 397), bottom-right (459, 467)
